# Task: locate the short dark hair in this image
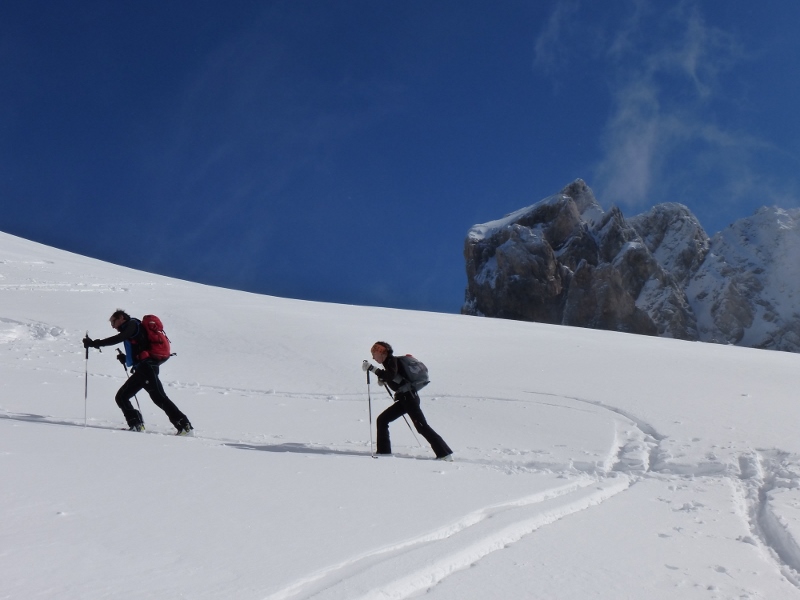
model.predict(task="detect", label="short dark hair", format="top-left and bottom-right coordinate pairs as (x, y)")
top-left (110, 309), bottom-right (130, 321)
top-left (372, 341), bottom-right (393, 355)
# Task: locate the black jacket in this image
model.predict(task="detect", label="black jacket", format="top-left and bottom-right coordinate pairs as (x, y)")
top-left (374, 354), bottom-right (408, 393)
top-left (95, 319), bottom-right (139, 347)
top-left (95, 318), bottom-right (149, 365)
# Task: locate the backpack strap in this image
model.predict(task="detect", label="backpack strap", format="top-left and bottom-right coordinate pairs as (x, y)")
top-left (392, 356), bottom-right (411, 391)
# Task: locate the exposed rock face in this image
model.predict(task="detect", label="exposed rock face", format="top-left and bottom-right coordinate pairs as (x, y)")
top-left (463, 180), bottom-right (800, 353)
top-left (686, 206), bottom-right (800, 351)
top-left (628, 203), bottom-right (710, 286)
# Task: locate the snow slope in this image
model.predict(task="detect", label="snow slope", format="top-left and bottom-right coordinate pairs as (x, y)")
top-left (3, 231), bottom-right (800, 599)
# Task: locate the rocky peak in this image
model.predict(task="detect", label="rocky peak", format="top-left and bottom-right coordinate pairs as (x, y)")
top-left (463, 181), bottom-right (800, 353)
top-left (686, 206), bottom-right (800, 350)
top-left (628, 203), bottom-right (710, 285)
top-left (464, 180), bottom-right (688, 337)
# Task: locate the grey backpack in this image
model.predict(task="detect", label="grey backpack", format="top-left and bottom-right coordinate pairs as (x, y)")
top-left (395, 354), bottom-right (430, 393)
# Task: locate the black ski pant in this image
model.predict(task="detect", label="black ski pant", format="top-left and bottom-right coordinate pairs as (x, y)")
top-left (376, 391), bottom-right (452, 458)
top-left (115, 361), bottom-right (190, 430)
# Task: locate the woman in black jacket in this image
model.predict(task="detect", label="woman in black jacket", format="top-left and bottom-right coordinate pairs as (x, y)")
top-left (363, 341), bottom-right (452, 460)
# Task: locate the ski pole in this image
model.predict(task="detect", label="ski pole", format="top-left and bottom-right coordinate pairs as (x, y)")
top-left (83, 333), bottom-right (104, 426)
top-left (117, 349), bottom-right (144, 425)
top-left (383, 386), bottom-right (422, 448)
top-left (403, 416), bottom-right (421, 447)
top-left (367, 369), bottom-right (375, 456)
top-left (84, 331), bottom-right (89, 427)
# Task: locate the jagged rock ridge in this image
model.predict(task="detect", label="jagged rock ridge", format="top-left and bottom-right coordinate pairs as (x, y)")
top-left (463, 180), bottom-right (800, 353)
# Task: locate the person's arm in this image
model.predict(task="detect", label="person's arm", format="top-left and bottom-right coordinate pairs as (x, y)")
top-left (374, 356), bottom-right (401, 391)
top-left (93, 320), bottom-right (138, 348)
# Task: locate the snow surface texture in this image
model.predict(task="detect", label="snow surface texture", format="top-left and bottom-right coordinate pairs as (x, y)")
top-left (3, 231), bottom-right (800, 599)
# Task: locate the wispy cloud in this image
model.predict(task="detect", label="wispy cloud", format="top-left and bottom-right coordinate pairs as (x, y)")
top-left (533, 0), bottom-right (580, 73)
top-left (535, 0), bottom-right (781, 216)
top-left (595, 2), bottom-right (748, 208)
top-left (594, 81), bottom-right (664, 205)
top-left (642, 4), bottom-right (741, 99)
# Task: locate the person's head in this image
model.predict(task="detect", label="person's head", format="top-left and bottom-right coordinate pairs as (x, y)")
top-left (109, 309), bottom-right (130, 329)
top-left (370, 341), bottom-right (393, 364)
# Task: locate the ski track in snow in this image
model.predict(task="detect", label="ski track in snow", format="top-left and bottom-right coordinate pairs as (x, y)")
top-left (251, 391), bottom-right (645, 600)
top-left (262, 477), bottom-right (629, 600)
top-left (3, 249), bottom-right (800, 598)
top-left (250, 390), bottom-right (800, 598)
top-left (6, 359), bottom-right (800, 594)
top-left (736, 449), bottom-right (800, 588)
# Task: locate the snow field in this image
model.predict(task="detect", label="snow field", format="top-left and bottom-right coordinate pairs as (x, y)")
top-left (3, 231), bottom-right (800, 598)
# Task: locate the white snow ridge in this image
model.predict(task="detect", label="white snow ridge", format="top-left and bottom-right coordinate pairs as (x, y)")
top-left (3, 230), bottom-right (800, 599)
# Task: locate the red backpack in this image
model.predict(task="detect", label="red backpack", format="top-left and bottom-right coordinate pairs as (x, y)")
top-left (139, 314), bottom-right (172, 362)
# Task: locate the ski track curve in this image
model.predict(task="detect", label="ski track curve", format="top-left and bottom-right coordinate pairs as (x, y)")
top-left (0, 392), bottom-right (645, 600)
top-left (736, 449), bottom-right (800, 588)
top-left (11, 381), bottom-right (800, 593)
top-left (545, 392), bottom-right (800, 590)
top-left (262, 476), bottom-right (630, 600)
top-left (253, 392), bottom-right (649, 600)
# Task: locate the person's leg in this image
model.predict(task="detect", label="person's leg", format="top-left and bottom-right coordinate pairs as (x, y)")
top-left (402, 392), bottom-right (452, 458)
top-left (138, 362), bottom-right (191, 431)
top-left (375, 401), bottom-right (407, 454)
top-left (115, 371), bottom-right (145, 428)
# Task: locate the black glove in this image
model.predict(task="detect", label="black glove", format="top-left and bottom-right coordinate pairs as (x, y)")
top-left (116, 353), bottom-right (127, 365)
top-left (83, 337), bottom-right (99, 349)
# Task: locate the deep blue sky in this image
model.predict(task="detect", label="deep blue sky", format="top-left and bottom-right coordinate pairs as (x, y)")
top-left (3, 1), bottom-right (799, 313)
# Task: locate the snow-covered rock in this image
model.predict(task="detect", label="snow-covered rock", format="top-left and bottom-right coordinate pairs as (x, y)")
top-left (687, 206), bottom-right (800, 351)
top-left (463, 181), bottom-right (800, 353)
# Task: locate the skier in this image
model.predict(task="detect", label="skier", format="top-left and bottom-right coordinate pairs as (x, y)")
top-left (362, 341), bottom-right (453, 461)
top-left (83, 309), bottom-right (193, 435)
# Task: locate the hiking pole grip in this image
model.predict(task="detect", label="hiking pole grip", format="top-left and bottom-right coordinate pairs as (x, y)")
top-left (116, 349), bottom-right (128, 375)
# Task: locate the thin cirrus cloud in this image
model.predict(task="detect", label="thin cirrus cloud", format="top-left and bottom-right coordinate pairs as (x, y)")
top-left (597, 4), bottom-right (747, 208)
top-left (532, 0), bottom-right (580, 74)
top-left (534, 1), bottom-right (773, 217)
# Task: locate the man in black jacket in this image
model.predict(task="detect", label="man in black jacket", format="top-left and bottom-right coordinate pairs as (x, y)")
top-left (84, 309), bottom-right (193, 435)
top-left (362, 341), bottom-right (452, 460)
